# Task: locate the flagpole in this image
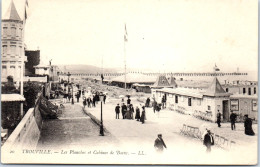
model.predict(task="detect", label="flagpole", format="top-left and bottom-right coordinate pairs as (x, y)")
top-left (124, 24), bottom-right (127, 90)
top-left (20, 1), bottom-right (28, 117)
top-left (124, 39), bottom-right (126, 89)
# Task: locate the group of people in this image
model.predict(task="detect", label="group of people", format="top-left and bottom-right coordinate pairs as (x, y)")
top-left (62, 86), bottom-right (78, 103)
top-left (115, 97), bottom-right (146, 124)
top-left (204, 110), bottom-right (256, 153)
top-left (82, 91), bottom-right (107, 109)
top-left (216, 110), bottom-right (255, 136)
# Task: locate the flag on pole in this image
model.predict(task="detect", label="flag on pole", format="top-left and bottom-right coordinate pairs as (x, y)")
top-left (24, 0), bottom-right (29, 22)
top-left (124, 23), bottom-right (128, 42)
top-left (214, 64), bottom-right (220, 71)
top-left (24, 8), bottom-right (27, 20)
top-left (26, 0), bottom-right (29, 7)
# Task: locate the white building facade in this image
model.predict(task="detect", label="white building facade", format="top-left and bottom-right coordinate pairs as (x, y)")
top-left (1, 1), bottom-right (27, 83)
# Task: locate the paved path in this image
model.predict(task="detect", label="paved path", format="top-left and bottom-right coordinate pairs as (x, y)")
top-left (37, 104), bottom-right (119, 151)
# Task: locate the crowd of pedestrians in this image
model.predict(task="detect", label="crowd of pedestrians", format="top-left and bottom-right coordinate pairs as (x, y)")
top-left (115, 97), bottom-right (146, 124)
top-left (82, 90), bottom-right (106, 109)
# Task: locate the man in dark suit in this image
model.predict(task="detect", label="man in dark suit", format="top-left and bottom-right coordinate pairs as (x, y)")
top-left (230, 111), bottom-right (237, 130)
top-left (216, 110), bottom-right (221, 127)
top-left (154, 134), bottom-right (167, 153)
top-left (203, 130), bottom-right (214, 153)
top-left (115, 104), bottom-right (120, 119)
top-left (127, 97), bottom-right (131, 105)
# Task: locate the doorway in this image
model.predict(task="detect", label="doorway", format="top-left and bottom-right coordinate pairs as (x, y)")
top-left (222, 100), bottom-right (229, 122)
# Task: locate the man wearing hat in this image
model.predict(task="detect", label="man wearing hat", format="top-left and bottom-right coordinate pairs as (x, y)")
top-left (203, 130), bottom-right (214, 153)
top-left (230, 111), bottom-right (237, 130)
top-left (154, 134), bottom-right (167, 153)
top-left (115, 104), bottom-right (120, 119)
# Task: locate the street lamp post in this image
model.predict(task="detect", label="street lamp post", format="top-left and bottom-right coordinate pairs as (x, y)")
top-left (71, 84), bottom-right (74, 105)
top-left (67, 72), bottom-right (71, 83)
top-left (99, 93), bottom-right (104, 136)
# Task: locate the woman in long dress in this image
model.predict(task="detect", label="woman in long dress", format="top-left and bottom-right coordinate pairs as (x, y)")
top-left (135, 106), bottom-right (141, 121)
top-left (125, 105), bottom-right (132, 119)
top-left (244, 115), bottom-right (255, 136)
top-left (140, 107), bottom-right (146, 124)
top-left (130, 104), bottom-right (134, 119)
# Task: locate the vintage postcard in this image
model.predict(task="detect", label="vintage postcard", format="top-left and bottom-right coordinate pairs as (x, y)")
top-left (1, 0), bottom-right (258, 165)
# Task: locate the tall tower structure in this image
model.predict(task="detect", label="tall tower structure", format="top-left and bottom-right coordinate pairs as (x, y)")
top-left (1, 0), bottom-right (27, 83)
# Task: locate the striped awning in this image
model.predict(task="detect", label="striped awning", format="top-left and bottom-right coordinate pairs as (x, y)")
top-left (1, 94), bottom-right (25, 102)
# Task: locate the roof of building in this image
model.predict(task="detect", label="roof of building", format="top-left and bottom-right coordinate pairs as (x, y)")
top-left (230, 94), bottom-right (258, 99)
top-left (3, 0), bottom-right (21, 21)
top-left (34, 64), bottom-right (51, 68)
top-left (1, 94), bottom-right (25, 102)
top-left (203, 77), bottom-right (231, 97)
top-left (34, 64), bottom-right (59, 68)
top-left (168, 76), bottom-right (178, 88)
top-left (151, 75), bottom-right (171, 88)
top-left (176, 80), bottom-right (210, 89)
top-left (157, 87), bottom-right (203, 99)
top-left (111, 73), bottom-right (156, 84)
top-left (132, 83), bottom-right (151, 87)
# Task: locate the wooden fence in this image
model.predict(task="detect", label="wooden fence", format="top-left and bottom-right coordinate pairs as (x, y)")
top-left (180, 124), bottom-right (236, 151)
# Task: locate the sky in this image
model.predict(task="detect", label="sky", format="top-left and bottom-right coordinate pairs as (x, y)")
top-left (2, 0), bottom-right (258, 72)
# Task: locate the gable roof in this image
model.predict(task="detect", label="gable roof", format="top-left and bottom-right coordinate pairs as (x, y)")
top-left (158, 87), bottom-right (203, 99)
top-left (111, 73), bottom-right (156, 84)
top-left (3, 0), bottom-right (21, 21)
top-left (168, 76), bottom-right (178, 88)
top-left (151, 75), bottom-right (171, 88)
top-left (203, 77), bottom-right (231, 97)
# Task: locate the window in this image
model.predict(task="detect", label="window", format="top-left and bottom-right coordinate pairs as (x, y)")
top-left (2, 66), bottom-right (7, 77)
top-left (188, 98), bottom-right (192, 106)
top-left (248, 88), bottom-right (251, 95)
top-left (19, 46), bottom-right (23, 56)
top-left (230, 99), bottom-right (239, 111)
top-left (175, 95), bottom-right (178, 103)
top-left (11, 27), bottom-right (16, 37)
top-left (19, 28), bottom-right (22, 37)
top-left (252, 100), bottom-right (257, 111)
top-left (10, 61), bottom-right (16, 64)
top-left (208, 105), bottom-right (211, 110)
top-left (226, 88), bottom-right (229, 92)
top-left (2, 45), bottom-right (7, 54)
top-left (254, 87), bottom-right (256, 94)
top-left (3, 27), bottom-right (7, 36)
top-left (10, 45), bottom-right (16, 54)
top-left (243, 88), bottom-right (246, 94)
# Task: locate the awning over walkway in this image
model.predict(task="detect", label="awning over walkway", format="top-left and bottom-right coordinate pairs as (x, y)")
top-left (1, 94), bottom-right (25, 102)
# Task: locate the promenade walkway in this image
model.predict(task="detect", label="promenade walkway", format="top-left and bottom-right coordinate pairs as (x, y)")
top-left (79, 97), bottom-right (258, 164)
top-left (34, 95), bottom-right (257, 164)
top-left (37, 103), bottom-right (119, 151)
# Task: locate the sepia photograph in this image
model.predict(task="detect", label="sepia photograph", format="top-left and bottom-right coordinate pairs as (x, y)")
top-left (1, 0), bottom-right (258, 165)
